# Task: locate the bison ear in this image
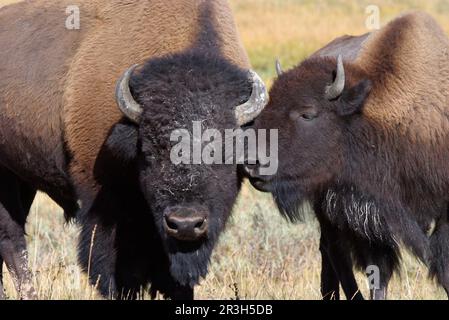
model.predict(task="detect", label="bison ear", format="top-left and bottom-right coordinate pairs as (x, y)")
top-left (94, 122), bottom-right (139, 184)
top-left (336, 79), bottom-right (372, 116)
top-left (104, 122), bottom-right (139, 164)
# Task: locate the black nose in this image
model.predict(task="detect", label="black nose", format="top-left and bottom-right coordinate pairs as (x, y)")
top-left (164, 210), bottom-right (209, 241)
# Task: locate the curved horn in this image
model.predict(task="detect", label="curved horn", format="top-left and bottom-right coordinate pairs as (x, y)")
top-left (235, 70), bottom-right (268, 126)
top-left (275, 59), bottom-right (283, 76)
top-left (325, 54), bottom-right (345, 100)
top-left (116, 64), bottom-right (143, 123)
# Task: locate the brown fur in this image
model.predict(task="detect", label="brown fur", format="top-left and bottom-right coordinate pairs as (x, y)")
top-left (349, 12), bottom-right (449, 205)
top-left (359, 12), bottom-right (449, 135)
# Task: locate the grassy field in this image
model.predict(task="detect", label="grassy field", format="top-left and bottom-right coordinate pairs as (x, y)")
top-left (1, 0), bottom-right (448, 300)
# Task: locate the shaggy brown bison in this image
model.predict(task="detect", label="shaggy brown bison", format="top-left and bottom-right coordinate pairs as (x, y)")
top-left (0, 0), bottom-right (267, 299)
top-left (244, 11), bottom-right (449, 299)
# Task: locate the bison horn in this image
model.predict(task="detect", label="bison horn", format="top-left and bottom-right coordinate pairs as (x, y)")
top-left (234, 70), bottom-right (268, 126)
top-left (325, 54), bottom-right (345, 100)
top-left (116, 64), bottom-right (143, 123)
top-left (275, 59), bottom-right (283, 76)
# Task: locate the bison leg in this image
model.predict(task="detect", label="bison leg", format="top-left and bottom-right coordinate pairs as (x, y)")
top-left (0, 206), bottom-right (37, 300)
top-left (0, 256), bottom-right (4, 300)
top-left (354, 243), bottom-right (395, 300)
top-left (370, 285), bottom-right (388, 300)
top-left (319, 241), bottom-right (340, 300)
top-left (78, 186), bottom-right (154, 300)
top-left (0, 169), bottom-right (37, 300)
top-left (169, 285), bottom-right (194, 300)
top-left (319, 229), bottom-right (363, 300)
top-left (149, 273), bottom-right (194, 300)
top-left (369, 268), bottom-right (391, 300)
top-left (366, 256), bottom-right (392, 300)
top-left (429, 221), bottom-right (449, 298)
top-left (316, 205), bottom-right (363, 300)
top-left (78, 215), bottom-right (118, 299)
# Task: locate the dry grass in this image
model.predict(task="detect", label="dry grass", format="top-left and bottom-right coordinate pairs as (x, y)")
top-left (1, 0), bottom-right (448, 300)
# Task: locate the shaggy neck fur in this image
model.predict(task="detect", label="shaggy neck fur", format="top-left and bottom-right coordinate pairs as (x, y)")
top-left (326, 12), bottom-right (449, 265)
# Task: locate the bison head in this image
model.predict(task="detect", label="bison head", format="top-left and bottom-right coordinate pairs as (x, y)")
top-left (244, 55), bottom-right (372, 220)
top-left (108, 51), bottom-right (267, 287)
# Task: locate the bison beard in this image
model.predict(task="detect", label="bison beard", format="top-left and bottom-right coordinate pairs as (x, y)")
top-left (167, 240), bottom-right (214, 287)
top-left (271, 179), bottom-right (309, 223)
top-left (149, 195), bottom-right (226, 288)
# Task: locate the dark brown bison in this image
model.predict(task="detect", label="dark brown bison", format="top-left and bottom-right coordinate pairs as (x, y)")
top-left (0, 0), bottom-right (267, 299)
top-left (244, 11), bottom-right (449, 299)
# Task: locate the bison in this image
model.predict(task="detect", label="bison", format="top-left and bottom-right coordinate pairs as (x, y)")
top-left (0, 0), bottom-right (267, 299)
top-left (244, 11), bottom-right (449, 299)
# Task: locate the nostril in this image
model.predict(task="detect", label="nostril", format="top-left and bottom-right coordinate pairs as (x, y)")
top-left (194, 220), bottom-right (204, 229)
top-left (166, 219), bottom-right (178, 231)
top-left (194, 218), bottom-right (207, 231)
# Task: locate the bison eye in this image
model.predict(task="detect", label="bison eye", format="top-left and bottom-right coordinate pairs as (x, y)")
top-left (290, 109), bottom-right (317, 122)
top-left (301, 113), bottom-right (316, 121)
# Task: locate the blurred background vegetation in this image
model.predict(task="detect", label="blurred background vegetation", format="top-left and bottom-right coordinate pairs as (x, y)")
top-left (1, 0), bottom-right (448, 299)
top-left (233, 0), bottom-right (449, 83)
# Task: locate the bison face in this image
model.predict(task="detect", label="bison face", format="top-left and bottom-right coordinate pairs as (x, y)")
top-left (137, 142), bottom-right (241, 287)
top-left (108, 51), bottom-right (267, 287)
top-left (244, 55), bottom-right (372, 219)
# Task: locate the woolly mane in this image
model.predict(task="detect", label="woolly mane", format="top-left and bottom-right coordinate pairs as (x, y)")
top-left (356, 12), bottom-right (449, 135)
